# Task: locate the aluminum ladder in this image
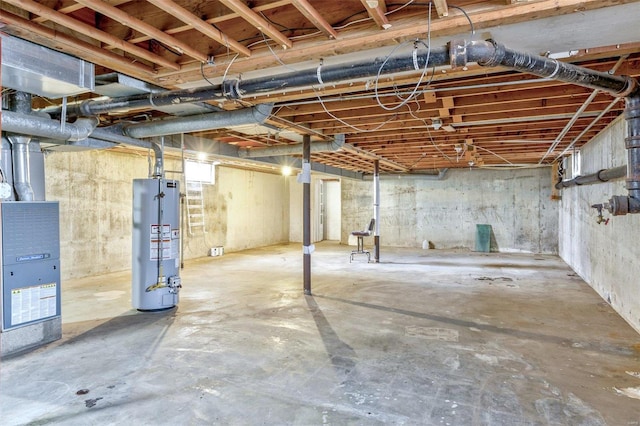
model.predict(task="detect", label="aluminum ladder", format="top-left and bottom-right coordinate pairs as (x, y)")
top-left (185, 180), bottom-right (206, 235)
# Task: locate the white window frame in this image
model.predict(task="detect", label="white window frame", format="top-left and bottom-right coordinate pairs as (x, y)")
top-left (185, 160), bottom-right (215, 184)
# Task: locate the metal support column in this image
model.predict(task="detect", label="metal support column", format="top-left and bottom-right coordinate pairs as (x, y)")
top-left (303, 135), bottom-right (312, 295)
top-left (373, 160), bottom-right (380, 263)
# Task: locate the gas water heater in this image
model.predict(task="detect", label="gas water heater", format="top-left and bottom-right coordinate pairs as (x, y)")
top-left (132, 178), bottom-right (181, 310)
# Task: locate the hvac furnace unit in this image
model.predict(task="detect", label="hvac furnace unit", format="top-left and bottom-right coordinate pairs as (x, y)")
top-left (132, 178), bottom-right (181, 310)
top-left (0, 202), bottom-right (61, 354)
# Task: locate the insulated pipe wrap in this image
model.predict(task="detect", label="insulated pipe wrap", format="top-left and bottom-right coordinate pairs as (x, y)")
top-left (237, 47), bottom-right (449, 96)
top-left (8, 91), bottom-right (32, 115)
top-left (462, 39), bottom-right (637, 97)
top-left (80, 87), bottom-right (224, 116)
top-left (65, 47), bottom-right (450, 115)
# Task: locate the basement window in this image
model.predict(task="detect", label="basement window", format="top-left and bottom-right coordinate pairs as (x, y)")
top-left (185, 160), bottom-right (216, 184)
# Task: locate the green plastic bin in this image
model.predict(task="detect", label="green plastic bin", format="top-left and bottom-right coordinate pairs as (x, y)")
top-left (475, 224), bottom-right (492, 252)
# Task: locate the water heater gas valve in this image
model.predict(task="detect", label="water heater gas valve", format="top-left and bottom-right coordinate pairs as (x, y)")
top-left (168, 276), bottom-right (182, 294)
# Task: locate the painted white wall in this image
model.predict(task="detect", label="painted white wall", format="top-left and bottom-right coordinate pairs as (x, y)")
top-left (45, 150), bottom-right (290, 280)
top-left (341, 167), bottom-right (558, 253)
top-left (324, 180), bottom-right (341, 240)
top-left (559, 115), bottom-right (640, 333)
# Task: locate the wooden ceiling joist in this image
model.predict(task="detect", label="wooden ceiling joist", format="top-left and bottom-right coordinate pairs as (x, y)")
top-left (1, 0), bottom-right (637, 172)
top-left (32, 0), bottom-right (130, 23)
top-left (359, 0), bottom-right (391, 29)
top-left (74, 0), bottom-right (209, 63)
top-left (146, 0), bottom-right (251, 57)
top-left (218, 0), bottom-right (293, 49)
top-left (291, 0), bottom-right (338, 39)
top-left (433, 0), bottom-right (449, 18)
top-left (2, 0), bottom-right (179, 71)
top-left (0, 9), bottom-right (155, 77)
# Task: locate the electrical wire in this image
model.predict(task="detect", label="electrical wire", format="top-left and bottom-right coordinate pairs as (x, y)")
top-left (386, 0), bottom-right (415, 15)
top-left (211, 1), bottom-right (478, 154)
top-left (373, 2), bottom-right (433, 111)
top-left (200, 61), bottom-right (217, 87)
top-left (474, 146), bottom-right (514, 165)
top-left (406, 98), bottom-right (454, 165)
top-left (259, 31), bottom-right (301, 73)
top-left (255, 27), bottom-right (399, 133)
top-left (314, 92), bottom-right (400, 133)
top-left (449, 5), bottom-right (475, 38)
top-left (222, 53), bottom-right (240, 83)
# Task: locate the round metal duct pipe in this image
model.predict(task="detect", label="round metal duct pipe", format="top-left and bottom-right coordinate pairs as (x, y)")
top-left (122, 103), bottom-right (274, 139)
top-left (2, 111), bottom-right (99, 141)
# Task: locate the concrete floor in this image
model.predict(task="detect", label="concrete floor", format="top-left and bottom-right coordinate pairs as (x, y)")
top-left (2, 242), bottom-right (640, 425)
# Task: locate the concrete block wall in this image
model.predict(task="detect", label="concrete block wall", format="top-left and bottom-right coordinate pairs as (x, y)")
top-left (45, 149), bottom-right (290, 280)
top-left (341, 167), bottom-right (558, 254)
top-left (559, 116), bottom-right (640, 333)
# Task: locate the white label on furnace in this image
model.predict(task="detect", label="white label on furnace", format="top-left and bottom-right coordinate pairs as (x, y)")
top-left (10, 282), bottom-right (57, 326)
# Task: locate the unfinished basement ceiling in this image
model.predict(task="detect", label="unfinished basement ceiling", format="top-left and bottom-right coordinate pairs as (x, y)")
top-left (1, 0), bottom-right (640, 173)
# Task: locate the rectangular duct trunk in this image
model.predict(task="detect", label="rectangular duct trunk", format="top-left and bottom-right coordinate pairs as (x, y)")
top-left (1, 35), bottom-right (94, 98)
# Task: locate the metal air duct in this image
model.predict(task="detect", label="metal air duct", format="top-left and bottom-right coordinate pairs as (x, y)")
top-left (2, 111), bottom-right (99, 141)
top-left (238, 134), bottom-right (344, 158)
top-left (122, 103), bottom-right (274, 138)
top-left (1, 34), bottom-right (94, 99)
top-left (2, 110), bottom-right (164, 179)
top-left (7, 135), bottom-right (33, 201)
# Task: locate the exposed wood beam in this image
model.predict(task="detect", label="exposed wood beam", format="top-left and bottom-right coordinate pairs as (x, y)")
top-left (107, 1), bottom-right (288, 48)
top-left (359, 0), bottom-right (391, 29)
top-left (341, 143), bottom-right (410, 172)
top-left (433, 0), bottom-right (449, 18)
top-left (291, 0), bottom-right (338, 39)
top-left (146, 0), bottom-right (251, 57)
top-left (2, 0), bottom-right (179, 70)
top-left (32, 0), bottom-right (129, 23)
top-left (156, 0), bottom-right (630, 87)
top-left (218, 0), bottom-right (293, 49)
top-left (74, 0), bottom-right (209, 63)
top-left (0, 9), bottom-right (155, 77)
